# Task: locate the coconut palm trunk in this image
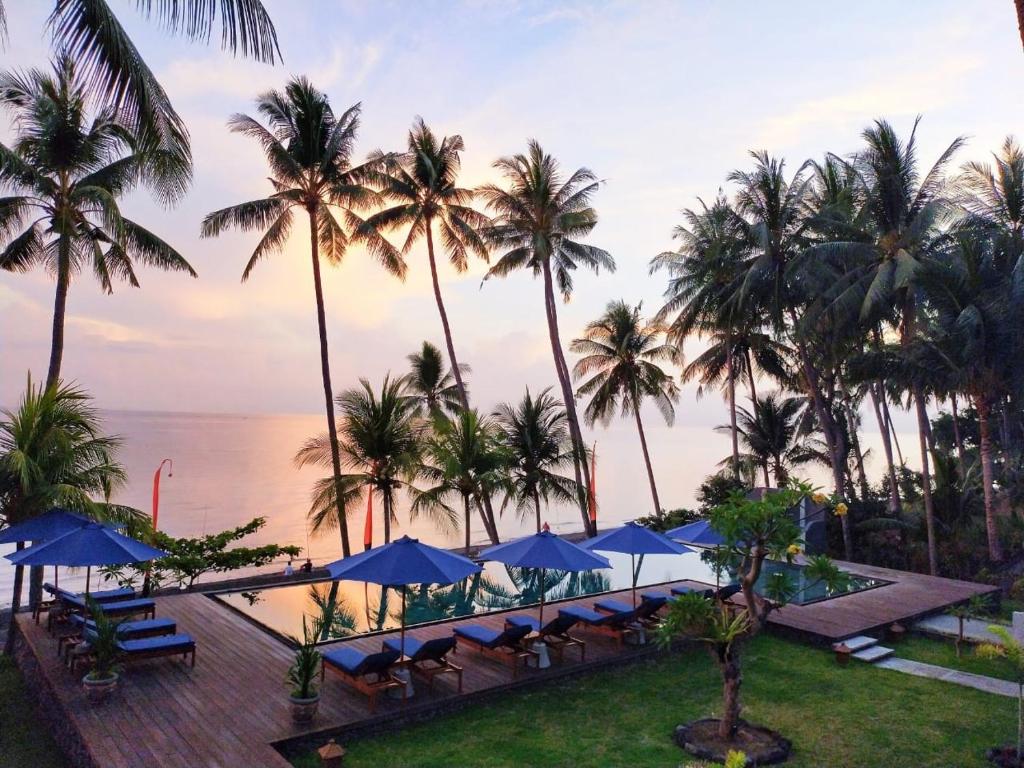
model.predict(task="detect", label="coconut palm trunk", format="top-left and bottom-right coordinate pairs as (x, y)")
top-left (46, 252), bottom-right (71, 389)
top-left (950, 393), bottom-right (967, 479)
top-left (532, 490), bottom-right (543, 534)
top-left (914, 388), bottom-right (939, 574)
top-left (870, 382), bottom-right (903, 517)
top-left (424, 220), bottom-right (469, 408)
top-left (308, 207), bottom-right (351, 558)
top-left (632, 400), bottom-right (662, 516)
top-left (726, 345), bottom-right (740, 478)
top-left (463, 494), bottom-right (472, 551)
top-left (3, 544), bottom-right (25, 656)
top-left (1017, 0), bottom-right (1024, 51)
top-left (541, 259), bottom-right (594, 536)
top-left (974, 395), bottom-right (1004, 562)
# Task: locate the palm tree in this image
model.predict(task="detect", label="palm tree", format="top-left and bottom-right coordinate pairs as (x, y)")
top-left (0, 378), bottom-right (144, 653)
top-left (203, 81), bottom-right (398, 558)
top-left (0, 56), bottom-right (196, 387)
top-left (570, 300), bottom-right (680, 516)
top-left (403, 341), bottom-right (467, 418)
top-left (296, 376), bottom-right (422, 546)
top-left (45, 0), bottom-right (280, 183)
top-left (480, 141), bottom-right (615, 536)
top-left (720, 393), bottom-right (812, 487)
top-left (651, 194), bottom-right (750, 478)
top-left (493, 388), bottom-right (579, 533)
top-left (820, 118), bottom-right (965, 574)
top-left (412, 410), bottom-right (506, 549)
top-left (359, 119), bottom-right (490, 407)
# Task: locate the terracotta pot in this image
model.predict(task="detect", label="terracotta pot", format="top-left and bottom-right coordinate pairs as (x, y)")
top-left (83, 672), bottom-right (118, 705)
top-left (834, 643), bottom-right (852, 666)
top-left (289, 693), bottom-right (320, 723)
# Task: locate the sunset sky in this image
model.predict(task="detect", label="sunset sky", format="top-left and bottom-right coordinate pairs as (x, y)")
top-left (1, 0), bottom-right (1022, 427)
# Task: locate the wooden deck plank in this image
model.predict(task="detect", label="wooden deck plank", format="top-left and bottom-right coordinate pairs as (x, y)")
top-left (14, 561), bottom-right (997, 767)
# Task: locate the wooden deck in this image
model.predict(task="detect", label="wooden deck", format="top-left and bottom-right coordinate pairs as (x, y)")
top-left (13, 563), bottom-right (997, 768)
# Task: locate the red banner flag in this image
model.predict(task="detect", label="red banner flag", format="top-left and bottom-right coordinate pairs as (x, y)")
top-left (151, 459), bottom-right (172, 532)
top-left (363, 491), bottom-right (373, 551)
top-left (588, 442), bottom-right (597, 524)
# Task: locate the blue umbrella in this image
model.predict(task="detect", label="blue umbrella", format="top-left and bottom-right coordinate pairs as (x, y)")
top-left (665, 519), bottom-right (727, 548)
top-left (480, 530), bottom-right (611, 625)
top-left (7, 522), bottom-right (167, 594)
top-left (0, 508), bottom-right (91, 544)
top-left (583, 521), bottom-right (694, 607)
top-left (326, 535), bottom-right (481, 653)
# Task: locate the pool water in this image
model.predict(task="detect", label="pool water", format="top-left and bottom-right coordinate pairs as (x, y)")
top-left (214, 551), bottom-right (886, 642)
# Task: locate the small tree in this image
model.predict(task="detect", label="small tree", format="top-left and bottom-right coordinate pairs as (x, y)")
top-left (658, 483), bottom-right (847, 742)
top-left (947, 595), bottom-right (990, 658)
top-left (106, 518), bottom-right (300, 589)
top-left (978, 626), bottom-right (1024, 764)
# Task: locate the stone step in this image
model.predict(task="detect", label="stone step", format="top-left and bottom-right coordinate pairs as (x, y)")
top-left (852, 645), bottom-right (895, 663)
top-left (834, 635), bottom-right (878, 653)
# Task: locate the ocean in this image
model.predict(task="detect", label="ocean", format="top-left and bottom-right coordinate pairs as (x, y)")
top-left (0, 409), bottom-right (742, 607)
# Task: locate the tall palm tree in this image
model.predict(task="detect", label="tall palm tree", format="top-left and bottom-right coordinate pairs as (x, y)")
top-left (203, 81), bottom-right (397, 558)
top-left (359, 118), bottom-right (490, 407)
top-left (296, 376), bottom-right (423, 547)
top-left (651, 194), bottom-right (750, 478)
top-left (820, 118), bottom-right (965, 574)
top-left (0, 56), bottom-right (196, 387)
top-left (403, 341), bottom-right (467, 418)
top-left (46, 0), bottom-right (280, 184)
top-left (412, 410), bottom-right (506, 549)
top-left (493, 388), bottom-right (579, 533)
top-left (570, 300), bottom-right (680, 516)
top-left (0, 378), bottom-right (143, 653)
top-left (480, 141), bottom-right (615, 537)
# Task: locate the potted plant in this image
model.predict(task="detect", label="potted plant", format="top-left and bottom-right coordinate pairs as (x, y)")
top-left (82, 599), bottom-right (122, 705)
top-left (287, 616), bottom-right (324, 723)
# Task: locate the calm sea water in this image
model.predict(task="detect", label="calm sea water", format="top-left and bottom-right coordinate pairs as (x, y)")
top-left (0, 409), bottom-right (740, 607)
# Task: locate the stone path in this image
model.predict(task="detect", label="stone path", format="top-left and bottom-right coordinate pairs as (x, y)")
top-left (914, 614), bottom-right (1009, 644)
top-left (877, 657), bottom-right (1018, 698)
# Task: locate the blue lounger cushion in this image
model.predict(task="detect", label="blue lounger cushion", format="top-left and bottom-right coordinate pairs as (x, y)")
top-left (594, 598), bottom-right (634, 614)
top-left (70, 615), bottom-right (175, 638)
top-left (383, 636), bottom-right (426, 657)
top-left (54, 586), bottom-right (134, 603)
top-left (383, 636), bottom-right (455, 662)
top-left (670, 585), bottom-right (695, 596)
top-left (453, 625), bottom-right (502, 646)
top-left (640, 590), bottom-right (673, 603)
top-left (505, 615), bottom-right (540, 631)
top-left (324, 647), bottom-right (399, 676)
top-left (507, 613), bottom-right (579, 637)
top-left (559, 605), bottom-right (611, 625)
top-left (117, 633), bottom-right (194, 654)
top-left (92, 598), bottom-right (154, 614)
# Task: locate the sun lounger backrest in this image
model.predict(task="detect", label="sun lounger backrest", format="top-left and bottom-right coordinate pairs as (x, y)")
top-left (353, 649), bottom-right (400, 677)
top-left (498, 622), bottom-right (531, 646)
top-left (412, 636), bottom-right (455, 662)
top-left (540, 613), bottom-right (578, 636)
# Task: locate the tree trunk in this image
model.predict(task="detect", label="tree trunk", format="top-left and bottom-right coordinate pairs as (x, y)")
top-left (540, 259), bottom-right (594, 536)
top-left (308, 208), bottom-right (351, 558)
top-left (717, 647), bottom-right (742, 741)
top-left (383, 491), bottom-right (392, 544)
top-left (975, 395), bottom-right (1004, 562)
top-left (951, 393), bottom-right (967, 480)
top-left (632, 403), bottom-right (661, 516)
top-left (463, 494), bottom-right (471, 551)
top-left (880, 389), bottom-right (905, 465)
top-left (744, 349), bottom-right (758, 407)
top-left (424, 220), bottom-right (469, 409)
top-left (46, 251), bottom-right (71, 389)
top-left (914, 388), bottom-right (939, 575)
top-left (472, 493), bottom-right (500, 545)
top-left (845, 397), bottom-right (871, 501)
top-left (726, 344), bottom-right (740, 479)
top-left (870, 383), bottom-right (903, 518)
top-left (1018, 0), bottom-right (1024, 52)
top-left (533, 489), bottom-right (542, 534)
top-left (3, 544), bottom-right (25, 656)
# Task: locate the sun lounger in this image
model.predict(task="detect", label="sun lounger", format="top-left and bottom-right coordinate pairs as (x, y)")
top-left (382, 635), bottom-right (463, 693)
top-left (38, 584), bottom-right (135, 623)
top-left (505, 613), bottom-right (586, 662)
top-left (60, 615), bottom-right (177, 660)
top-left (594, 595), bottom-right (666, 628)
top-left (71, 631), bottom-right (196, 672)
top-left (322, 647), bottom-right (405, 712)
top-left (452, 623), bottom-right (535, 678)
top-left (59, 594), bottom-right (156, 619)
top-left (558, 605), bottom-right (641, 647)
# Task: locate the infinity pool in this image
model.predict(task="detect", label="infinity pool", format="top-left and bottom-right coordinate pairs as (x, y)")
top-left (214, 549), bottom-right (887, 643)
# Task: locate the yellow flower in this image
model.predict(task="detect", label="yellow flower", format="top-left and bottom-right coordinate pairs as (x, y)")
top-left (811, 492), bottom-right (827, 505)
top-left (835, 502), bottom-right (849, 517)
top-left (787, 543), bottom-right (802, 556)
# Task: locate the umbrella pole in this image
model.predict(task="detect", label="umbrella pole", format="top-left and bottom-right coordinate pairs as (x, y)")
top-left (86, 566), bottom-right (91, 597)
top-left (631, 553), bottom-right (637, 609)
top-left (539, 568), bottom-right (545, 627)
top-left (54, 565), bottom-right (58, 590)
top-left (400, 586), bottom-right (406, 656)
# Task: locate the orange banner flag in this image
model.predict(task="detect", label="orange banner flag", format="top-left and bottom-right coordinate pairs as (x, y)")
top-left (588, 442), bottom-right (598, 523)
top-left (363, 491), bottom-right (373, 551)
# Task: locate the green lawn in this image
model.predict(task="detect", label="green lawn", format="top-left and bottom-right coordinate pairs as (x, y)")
top-left (897, 634), bottom-right (1017, 682)
top-left (292, 634), bottom-right (1014, 768)
top-left (0, 656), bottom-right (67, 768)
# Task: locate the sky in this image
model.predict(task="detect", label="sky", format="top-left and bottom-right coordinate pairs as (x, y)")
top-left (1, 0), bottom-right (1022, 431)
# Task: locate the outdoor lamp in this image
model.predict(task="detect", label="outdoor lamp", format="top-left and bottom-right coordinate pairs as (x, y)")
top-left (317, 738), bottom-right (346, 767)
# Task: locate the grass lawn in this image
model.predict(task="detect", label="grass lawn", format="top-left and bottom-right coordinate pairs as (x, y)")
top-left (0, 656), bottom-right (66, 768)
top-left (897, 634), bottom-right (1017, 682)
top-left (292, 634), bottom-right (1014, 768)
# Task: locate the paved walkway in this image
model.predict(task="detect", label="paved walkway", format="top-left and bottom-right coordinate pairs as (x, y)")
top-left (914, 614), bottom-right (1009, 644)
top-left (877, 657), bottom-right (1018, 698)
